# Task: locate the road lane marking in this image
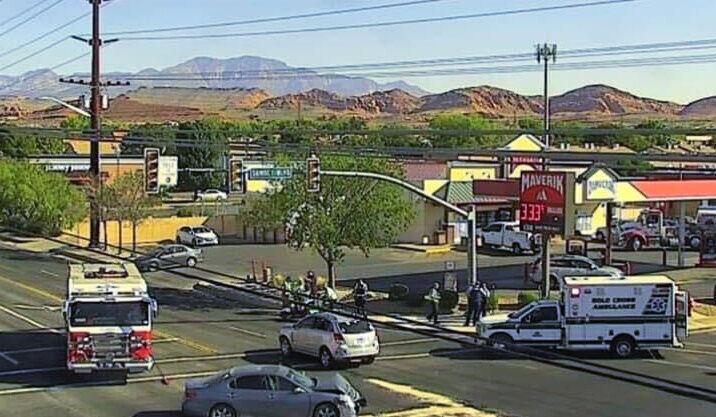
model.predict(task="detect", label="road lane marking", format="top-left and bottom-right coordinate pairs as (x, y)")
top-left (1, 346), bottom-right (62, 355)
top-left (0, 352), bottom-right (18, 366)
top-left (0, 273), bottom-right (63, 302)
top-left (382, 338), bottom-right (438, 347)
top-left (153, 337), bottom-right (180, 344)
top-left (13, 304), bottom-right (61, 312)
top-left (40, 270), bottom-right (59, 277)
top-left (156, 350), bottom-right (278, 365)
top-left (645, 359), bottom-right (716, 372)
top-left (0, 366), bottom-right (64, 377)
top-left (687, 341), bottom-right (716, 349)
top-left (663, 347), bottom-right (716, 357)
top-left (0, 272), bottom-right (217, 356)
top-left (228, 326), bottom-right (266, 338)
top-left (377, 353), bottom-right (431, 361)
top-left (0, 304), bottom-right (61, 334)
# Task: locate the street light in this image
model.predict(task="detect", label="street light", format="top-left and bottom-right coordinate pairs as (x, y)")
top-left (38, 96), bottom-right (91, 118)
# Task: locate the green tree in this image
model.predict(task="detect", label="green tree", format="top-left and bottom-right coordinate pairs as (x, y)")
top-left (0, 160), bottom-right (86, 235)
top-left (249, 155), bottom-right (415, 287)
top-left (428, 113), bottom-right (504, 148)
top-left (0, 128), bottom-right (66, 157)
top-left (176, 118), bottom-right (230, 191)
top-left (111, 172), bottom-right (158, 252)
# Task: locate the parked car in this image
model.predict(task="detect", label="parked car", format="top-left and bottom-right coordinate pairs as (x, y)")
top-left (529, 254), bottom-right (624, 290)
top-left (135, 244), bottom-right (203, 272)
top-left (182, 364), bottom-right (367, 417)
top-left (177, 225), bottom-right (219, 246)
top-left (477, 221), bottom-right (537, 254)
top-left (196, 189), bottom-right (228, 202)
top-left (279, 313), bottom-right (380, 369)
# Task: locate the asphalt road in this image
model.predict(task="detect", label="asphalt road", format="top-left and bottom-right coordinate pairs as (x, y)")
top-left (0, 248), bottom-right (714, 417)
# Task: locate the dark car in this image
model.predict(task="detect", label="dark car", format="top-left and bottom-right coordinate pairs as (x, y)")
top-left (135, 244), bottom-right (203, 272)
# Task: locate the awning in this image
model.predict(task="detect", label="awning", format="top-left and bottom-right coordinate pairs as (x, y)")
top-left (435, 181), bottom-right (511, 205)
top-left (631, 179), bottom-right (716, 201)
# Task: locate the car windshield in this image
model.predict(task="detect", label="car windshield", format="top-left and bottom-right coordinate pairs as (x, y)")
top-left (508, 302), bottom-right (536, 319)
top-left (286, 370), bottom-right (315, 389)
top-left (338, 319), bottom-right (372, 334)
top-left (193, 227), bottom-right (211, 234)
top-left (69, 301), bottom-right (149, 327)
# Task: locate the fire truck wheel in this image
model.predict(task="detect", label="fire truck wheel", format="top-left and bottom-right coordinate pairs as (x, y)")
top-left (210, 403), bottom-right (236, 417)
top-left (611, 335), bottom-right (636, 358)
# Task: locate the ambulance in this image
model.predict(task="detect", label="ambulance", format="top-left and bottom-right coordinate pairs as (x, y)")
top-left (63, 263), bottom-right (157, 373)
top-left (477, 275), bottom-right (689, 357)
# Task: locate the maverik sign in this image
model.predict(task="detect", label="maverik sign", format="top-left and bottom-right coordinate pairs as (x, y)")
top-left (520, 171), bottom-right (575, 236)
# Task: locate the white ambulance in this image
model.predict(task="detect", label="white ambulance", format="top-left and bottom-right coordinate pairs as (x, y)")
top-left (478, 275), bottom-right (689, 357)
top-left (63, 263), bottom-right (157, 373)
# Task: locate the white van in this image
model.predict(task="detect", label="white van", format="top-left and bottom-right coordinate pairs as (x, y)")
top-left (478, 275), bottom-right (689, 357)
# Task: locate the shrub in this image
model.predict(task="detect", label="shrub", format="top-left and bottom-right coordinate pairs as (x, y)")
top-left (518, 292), bottom-right (540, 306)
top-left (271, 273), bottom-right (287, 289)
top-left (439, 290), bottom-right (459, 312)
top-left (176, 207), bottom-right (195, 218)
top-left (389, 284), bottom-right (409, 301)
top-left (487, 292), bottom-right (500, 312)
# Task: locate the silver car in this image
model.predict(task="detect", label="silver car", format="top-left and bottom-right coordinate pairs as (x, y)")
top-left (182, 365), bottom-right (366, 417)
top-left (529, 254), bottom-right (623, 289)
top-left (135, 244), bottom-right (203, 272)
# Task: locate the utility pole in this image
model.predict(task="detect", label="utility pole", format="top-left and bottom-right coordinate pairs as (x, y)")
top-left (536, 43), bottom-right (557, 298)
top-left (536, 43), bottom-right (557, 148)
top-left (88, 0), bottom-right (102, 247)
top-left (60, 0), bottom-right (124, 248)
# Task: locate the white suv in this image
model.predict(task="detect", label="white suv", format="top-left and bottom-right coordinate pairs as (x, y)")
top-left (176, 226), bottom-right (219, 247)
top-left (279, 313), bottom-right (380, 369)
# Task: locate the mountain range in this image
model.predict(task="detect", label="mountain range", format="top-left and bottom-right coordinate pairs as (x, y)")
top-left (1, 55), bottom-right (715, 121)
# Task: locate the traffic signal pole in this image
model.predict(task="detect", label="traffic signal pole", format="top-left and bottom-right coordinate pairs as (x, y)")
top-left (322, 169), bottom-right (479, 285)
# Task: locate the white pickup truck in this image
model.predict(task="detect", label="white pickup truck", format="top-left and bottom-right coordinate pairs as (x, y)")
top-left (477, 221), bottom-right (537, 254)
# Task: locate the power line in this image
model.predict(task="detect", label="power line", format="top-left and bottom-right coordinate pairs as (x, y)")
top-left (0, 51), bottom-right (89, 94)
top-left (0, 37), bottom-right (70, 72)
top-left (0, 0), bottom-right (55, 29)
top-left (0, 0), bottom-right (67, 39)
top-left (100, 0), bottom-right (455, 36)
top-left (0, 14), bottom-right (88, 60)
top-left (118, 0), bottom-right (636, 41)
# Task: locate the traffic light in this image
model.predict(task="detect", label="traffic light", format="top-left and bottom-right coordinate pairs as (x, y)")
top-left (144, 148), bottom-right (160, 194)
top-left (229, 158), bottom-right (245, 194)
top-left (306, 156), bottom-right (320, 193)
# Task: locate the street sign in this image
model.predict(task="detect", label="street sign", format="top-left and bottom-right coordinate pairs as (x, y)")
top-left (519, 171), bottom-right (575, 236)
top-left (158, 156), bottom-right (178, 187)
top-left (248, 167), bottom-right (293, 180)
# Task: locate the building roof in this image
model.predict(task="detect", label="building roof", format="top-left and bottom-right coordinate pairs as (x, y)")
top-left (434, 181), bottom-right (510, 205)
top-left (402, 161), bottom-right (447, 181)
top-left (564, 275), bottom-right (674, 286)
top-left (630, 179), bottom-right (716, 201)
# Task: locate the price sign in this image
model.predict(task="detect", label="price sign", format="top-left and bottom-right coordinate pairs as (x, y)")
top-left (520, 171), bottom-right (574, 236)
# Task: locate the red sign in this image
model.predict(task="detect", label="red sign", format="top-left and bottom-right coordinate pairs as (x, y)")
top-left (472, 179), bottom-right (520, 199)
top-left (520, 171), bottom-right (568, 235)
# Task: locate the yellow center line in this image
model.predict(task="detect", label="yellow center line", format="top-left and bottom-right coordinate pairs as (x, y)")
top-left (0, 272), bottom-right (218, 355)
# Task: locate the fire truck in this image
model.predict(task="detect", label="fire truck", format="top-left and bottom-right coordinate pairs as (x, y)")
top-left (63, 263), bottom-right (157, 373)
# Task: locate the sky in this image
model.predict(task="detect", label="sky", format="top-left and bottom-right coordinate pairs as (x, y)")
top-left (1, 0), bottom-right (715, 104)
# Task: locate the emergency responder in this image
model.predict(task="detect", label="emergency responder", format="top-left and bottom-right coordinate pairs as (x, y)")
top-left (425, 282), bottom-right (441, 324)
top-left (479, 282), bottom-right (492, 318)
top-left (353, 280), bottom-right (368, 316)
top-left (306, 271), bottom-right (317, 297)
top-left (464, 282), bottom-right (482, 326)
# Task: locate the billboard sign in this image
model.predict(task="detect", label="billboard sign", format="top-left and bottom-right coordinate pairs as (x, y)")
top-left (520, 171), bottom-right (575, 236)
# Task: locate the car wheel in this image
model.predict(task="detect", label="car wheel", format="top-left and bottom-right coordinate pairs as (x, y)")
top-left (209, 403), bottom-right (236, 417)
top-left (319, 347), bottom-right (334, 369)
top-left (611, 336), bottom-right (636, 358)
top-left (148, 262), bottom-right (159, 272)
top-left (362, 356), bottom-right (375, 365)
top-left (596, 231), bottom-right (605, 241)
top-left (690, 236), bottom-right (701, 250)
top-left (489, 333), bottom-right (513, 348)
top-left (512, 243), bottom-right (522, 255)
top-left (628, 238), bottom-right (643, 252)
top-left (279, 337), bottom-right (293, 357)
top-left (186, 257), bottom-right (197, 268)
top-left (313, 403), bottom-right (339, 417)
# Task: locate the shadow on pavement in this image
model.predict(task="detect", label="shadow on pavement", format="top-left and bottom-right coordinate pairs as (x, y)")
top-left (148, 287), bottom-right (247, 311)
